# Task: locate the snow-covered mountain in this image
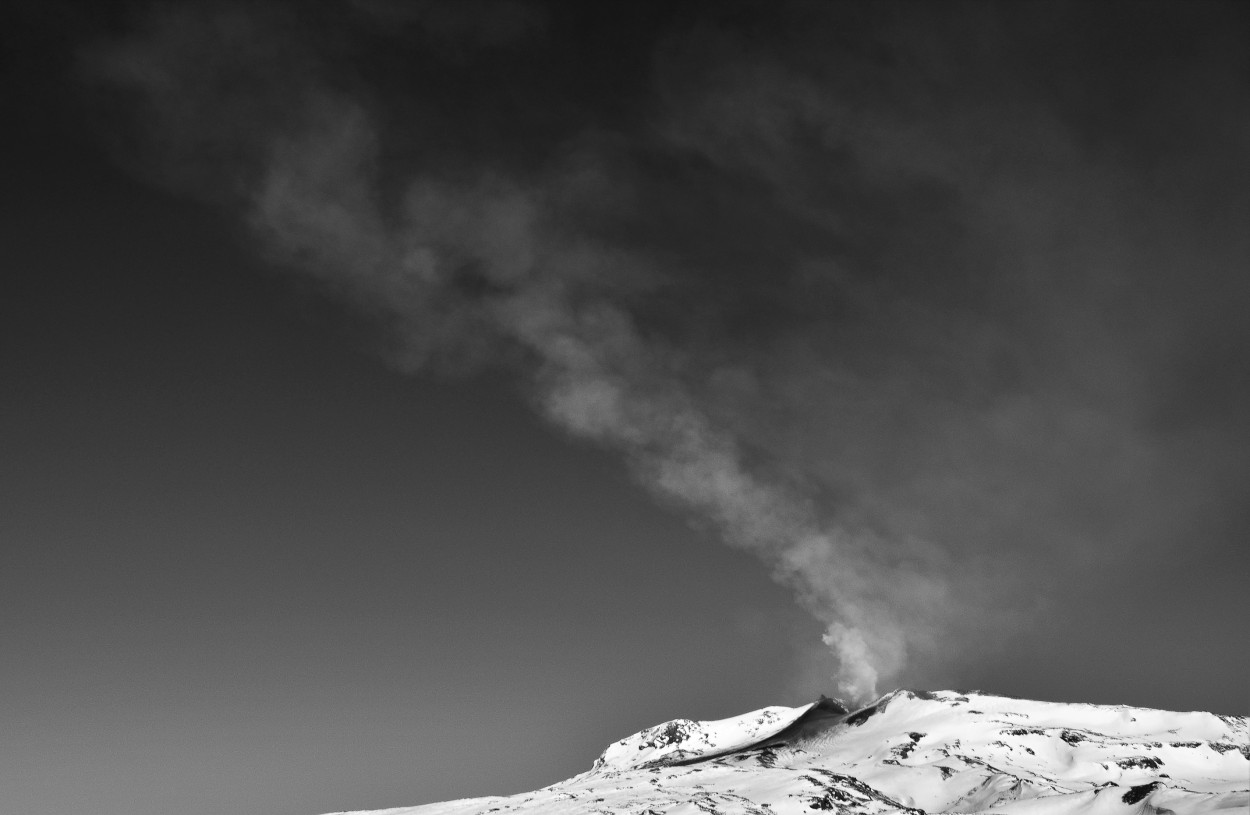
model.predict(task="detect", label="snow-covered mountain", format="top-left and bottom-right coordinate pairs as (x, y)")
top-left (330, 689), bottom-right (1248, 815)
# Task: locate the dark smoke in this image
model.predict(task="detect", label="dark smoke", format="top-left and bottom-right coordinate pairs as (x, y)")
top-left (84, 0), bottom-right (1250, 699)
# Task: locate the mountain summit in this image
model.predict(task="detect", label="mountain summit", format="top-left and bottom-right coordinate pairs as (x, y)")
top-left (331, 690), bottom-right (1248, 815)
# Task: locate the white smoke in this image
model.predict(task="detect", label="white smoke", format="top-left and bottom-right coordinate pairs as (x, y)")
top-left (233, 89), bottom-right (950, 700)
top-left (86, 1), bottom-right (1249, 704)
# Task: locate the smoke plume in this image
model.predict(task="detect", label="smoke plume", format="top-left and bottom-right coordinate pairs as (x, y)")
top-left (84, 0), bottom-right (1250, 700)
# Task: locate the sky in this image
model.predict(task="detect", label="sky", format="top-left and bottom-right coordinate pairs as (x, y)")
top-left (1, 2), bottom-right (1248, 815)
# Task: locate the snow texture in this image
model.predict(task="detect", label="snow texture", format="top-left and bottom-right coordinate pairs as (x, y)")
top-left (328, 690), bottom-right (1249, 815)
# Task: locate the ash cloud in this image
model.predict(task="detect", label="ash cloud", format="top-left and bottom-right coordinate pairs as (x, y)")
top-left (84, 1), bottom-right (1250, 700)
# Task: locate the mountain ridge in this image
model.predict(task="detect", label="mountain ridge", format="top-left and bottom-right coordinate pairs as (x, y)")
top-left (329, 689), bottom-right (1249, 815)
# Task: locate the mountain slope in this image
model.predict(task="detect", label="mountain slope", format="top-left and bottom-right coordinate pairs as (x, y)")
top-left (330, 690), bottom-right (1249, 815)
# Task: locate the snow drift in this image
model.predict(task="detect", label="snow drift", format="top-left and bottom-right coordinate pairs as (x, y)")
top-left (327, 689), bottom-right (1248, 815)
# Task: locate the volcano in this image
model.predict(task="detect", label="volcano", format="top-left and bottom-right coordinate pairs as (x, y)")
top-left (327, 689), bottom-right (1247, 815)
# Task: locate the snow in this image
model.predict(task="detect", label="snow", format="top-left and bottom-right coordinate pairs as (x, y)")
top-left (591, 702), bottom-right (818, 771)
top-left (326, 689), bottom-right (1249, 815)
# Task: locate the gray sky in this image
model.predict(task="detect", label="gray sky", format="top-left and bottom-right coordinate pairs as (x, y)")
top-left (2, 3), bottom-right (1248, 815)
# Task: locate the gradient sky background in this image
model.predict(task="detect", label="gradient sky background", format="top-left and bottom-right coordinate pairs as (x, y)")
top-left (2, 3), bottom-right (1248, 815)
